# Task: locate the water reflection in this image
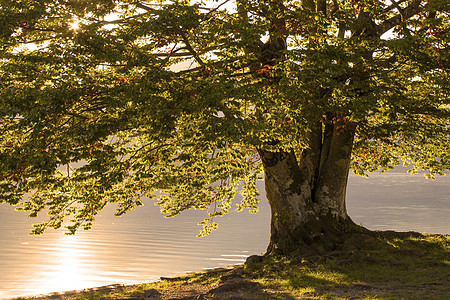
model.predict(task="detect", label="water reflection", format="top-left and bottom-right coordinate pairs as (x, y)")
top-left (0, 173), bottom-right (449, 299)
top-left (33, 236), bottom-right (91, 295)
top-left (0, 195), bottom-right (270, 299)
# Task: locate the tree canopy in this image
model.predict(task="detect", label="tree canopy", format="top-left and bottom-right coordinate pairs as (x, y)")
top-left (0, 0), bottom-right (448, 238)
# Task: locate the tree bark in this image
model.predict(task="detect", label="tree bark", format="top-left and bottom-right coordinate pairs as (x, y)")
top-left (261, 121), bottom-right (358, 255)
top-left (252, 0), bottom-right (362, 255)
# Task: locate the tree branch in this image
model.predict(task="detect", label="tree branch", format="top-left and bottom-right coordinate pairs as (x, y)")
top-left (200, 0), bottom-right (232, 15)
top-left (173, 58), bottom-right (242, 77)
top-left (19, 25), bottom-right (57, 33)
top-left (180, 32), bottom-right (206, 68)
top-left (376, 0), bottom-right (423, 36)
top-left (383, 0), bottom-right (409, 13)
top-left (134, 1), bottom-right (156, 12)
top-left (152, 46), bottom-right (217, 57)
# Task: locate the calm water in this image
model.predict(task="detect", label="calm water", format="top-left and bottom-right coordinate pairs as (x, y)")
top-left (1, 172), bottom-right (449, 299)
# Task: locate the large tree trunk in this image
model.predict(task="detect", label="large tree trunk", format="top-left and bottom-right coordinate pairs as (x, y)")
top-left (243, 0), bottom-right (367, 256)
top-left (260, 120), bottom-right (358, 255)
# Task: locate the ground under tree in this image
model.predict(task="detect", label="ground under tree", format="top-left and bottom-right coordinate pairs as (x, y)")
top-left (0, 0), bottom-right (448, 255)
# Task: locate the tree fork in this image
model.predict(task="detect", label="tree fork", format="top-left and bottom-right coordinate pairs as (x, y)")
top-left (261, 118), bottom-right (358, 255)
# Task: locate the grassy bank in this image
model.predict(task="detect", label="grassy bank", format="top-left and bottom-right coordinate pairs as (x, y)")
top-left (25, 233), bottom-right (449, 299)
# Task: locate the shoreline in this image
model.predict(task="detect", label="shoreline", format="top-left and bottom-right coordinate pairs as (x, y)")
top-left (6, 233), bottom-right (450, 299)
top-left (8, 267), bottom-right (236, 300)
top-left (9, 283), bottom-right (127, 300)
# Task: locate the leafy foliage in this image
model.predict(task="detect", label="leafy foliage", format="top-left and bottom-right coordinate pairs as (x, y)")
top-left (0, 0), bottom-right (448, 234)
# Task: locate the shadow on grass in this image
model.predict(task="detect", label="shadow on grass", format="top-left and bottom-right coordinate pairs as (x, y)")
top-left (242, 232), bottom-right (449, 299)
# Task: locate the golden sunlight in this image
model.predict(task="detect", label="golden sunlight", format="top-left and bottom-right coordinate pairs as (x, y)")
top-left (34, 235), bottom-right (91, 295)
top-left (69, 19), bottom-right (80, 31)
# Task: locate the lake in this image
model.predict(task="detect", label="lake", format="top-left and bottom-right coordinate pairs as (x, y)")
top-left (0, 172), bottom-right (449, 299)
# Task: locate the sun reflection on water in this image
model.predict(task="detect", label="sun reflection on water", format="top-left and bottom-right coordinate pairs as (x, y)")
top-left (34, 234), bottom-right (93, 295)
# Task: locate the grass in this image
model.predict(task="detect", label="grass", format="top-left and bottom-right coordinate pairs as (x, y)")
top-left (25, 233), bottom-right (449, 299)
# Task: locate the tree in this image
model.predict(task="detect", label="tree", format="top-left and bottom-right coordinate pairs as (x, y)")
top-left (0, 0), bottom-right (448, 255)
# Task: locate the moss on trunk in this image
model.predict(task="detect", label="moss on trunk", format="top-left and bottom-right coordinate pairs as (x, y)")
top-left (262, 121), bottom-right (358, 255)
